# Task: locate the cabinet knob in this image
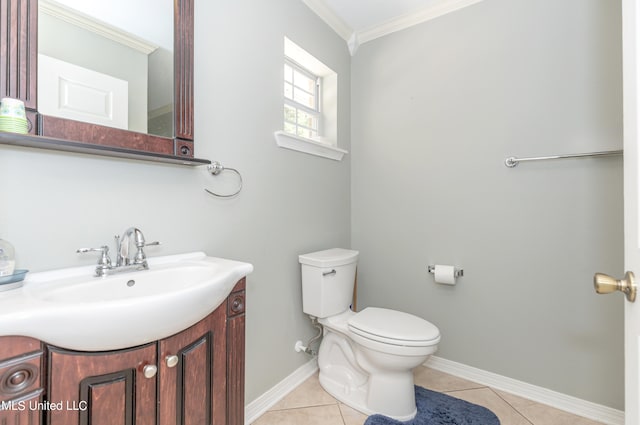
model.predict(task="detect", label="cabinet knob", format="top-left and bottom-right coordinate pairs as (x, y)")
top-left (165, 355), bottom-right (179, 368)
top-left (143, 364), bottom-right (158, 378)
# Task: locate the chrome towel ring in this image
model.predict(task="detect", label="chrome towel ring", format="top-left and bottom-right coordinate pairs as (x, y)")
top-left (205, 161), bottom-right (243, 198)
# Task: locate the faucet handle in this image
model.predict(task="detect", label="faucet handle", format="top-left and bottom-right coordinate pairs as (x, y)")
top-left (133, 241), bottom-right (160, 266)
top-left (77, 246), bottom-right (112, 269)
top-left (77, 245), bottom-right (109, 254)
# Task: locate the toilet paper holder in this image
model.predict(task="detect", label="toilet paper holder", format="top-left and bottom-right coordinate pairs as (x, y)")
top-left (427, 265), bottom-right (464, 278)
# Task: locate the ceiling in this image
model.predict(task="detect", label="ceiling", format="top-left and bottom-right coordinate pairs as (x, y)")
top-left (302, 0), bottom-right (485, 54)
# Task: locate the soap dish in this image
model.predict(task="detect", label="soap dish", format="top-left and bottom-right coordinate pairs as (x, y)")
top-left (0, 269), bottom-right (28, 291)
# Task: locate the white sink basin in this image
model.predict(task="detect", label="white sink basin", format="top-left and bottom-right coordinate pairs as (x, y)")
top-left (0, 252), bottom-right (253, 351)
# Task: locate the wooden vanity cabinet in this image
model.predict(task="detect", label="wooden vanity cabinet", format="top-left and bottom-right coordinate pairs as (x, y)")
top-left (0, 336), bottom-right (44, 425)
top-left (0, 278), bottom-right (246, 425)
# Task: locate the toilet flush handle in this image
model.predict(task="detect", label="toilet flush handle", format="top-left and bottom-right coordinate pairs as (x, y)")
top-left (323, 269), bottom-right (337, 277)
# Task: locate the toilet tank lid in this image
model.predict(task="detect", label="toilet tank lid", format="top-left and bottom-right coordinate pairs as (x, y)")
top-left (299, 248), bottom-right (359, 267)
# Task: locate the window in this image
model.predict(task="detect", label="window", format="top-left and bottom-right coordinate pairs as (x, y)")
top-left (276, 38), bottom-right (346, 161)
top-left (284, 59), bottom-right (321, 139)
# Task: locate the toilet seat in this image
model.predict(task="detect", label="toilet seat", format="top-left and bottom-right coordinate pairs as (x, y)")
top-left (348, 307), bottom-right (440, 347)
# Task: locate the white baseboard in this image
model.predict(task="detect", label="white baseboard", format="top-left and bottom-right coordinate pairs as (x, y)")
top-left (425, 356), bottom-right (624, 425)
top-left (245, 359), bottom-right (319, 425)
top-left (244, 355), bottom-right (623, 425)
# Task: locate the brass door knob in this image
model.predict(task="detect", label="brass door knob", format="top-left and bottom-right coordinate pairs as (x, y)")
top-left (594, 271), bottom-right (637, 302)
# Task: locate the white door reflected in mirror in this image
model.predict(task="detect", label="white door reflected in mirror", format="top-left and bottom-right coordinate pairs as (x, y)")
top-left (38, 54), bottom-right (129, 130)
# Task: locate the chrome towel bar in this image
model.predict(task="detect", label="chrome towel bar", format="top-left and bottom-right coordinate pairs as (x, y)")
top-left (504, 149), bottom-right (622, 168)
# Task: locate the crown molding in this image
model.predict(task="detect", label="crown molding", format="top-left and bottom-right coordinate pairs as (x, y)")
top-left (304, 0), bottom-right (486, 55)
top-left (301, 0), bottom-right (353, 42)
top-left (357, 0), bottom-right (486, 44)
top-left (39, 0), bottom-right (158, 55)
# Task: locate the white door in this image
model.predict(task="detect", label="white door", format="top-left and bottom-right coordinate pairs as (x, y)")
top-left (38, 54), bottom-right (129, 130)
top-left (623, 1), bottom-right (640, 423)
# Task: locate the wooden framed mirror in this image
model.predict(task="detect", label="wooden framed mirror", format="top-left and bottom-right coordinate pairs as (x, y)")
top-left (0, 0), bottom-right (206, 165)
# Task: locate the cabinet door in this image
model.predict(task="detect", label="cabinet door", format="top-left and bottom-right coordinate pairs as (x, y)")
top-left (47, 343), bottom-right (157, 425)
top-left (158, 306), bottom-right (226, 425)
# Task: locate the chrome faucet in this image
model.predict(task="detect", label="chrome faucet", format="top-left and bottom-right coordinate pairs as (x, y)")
top-left (77, 227), bottom-right (160, 277)
top-left (116, 227), bottom-right (152, 267)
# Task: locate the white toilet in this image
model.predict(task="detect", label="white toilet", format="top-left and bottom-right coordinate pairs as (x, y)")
top-left (299, 248), bottom-right (441, 421)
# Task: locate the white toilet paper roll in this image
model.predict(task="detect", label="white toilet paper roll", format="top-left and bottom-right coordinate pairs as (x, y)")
top-left (434, 265), bottom-right (456, 285)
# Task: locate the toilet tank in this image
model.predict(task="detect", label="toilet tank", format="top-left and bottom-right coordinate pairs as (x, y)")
top-left (299, 248), bottom-right (359, 318)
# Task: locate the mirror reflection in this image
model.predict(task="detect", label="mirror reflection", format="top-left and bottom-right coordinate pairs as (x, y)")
top-left (37, 0), bottom-right (174, 137)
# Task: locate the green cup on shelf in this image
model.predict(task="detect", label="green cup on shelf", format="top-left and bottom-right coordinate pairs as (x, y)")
top-left (0, 98), bottom-right (28, 134)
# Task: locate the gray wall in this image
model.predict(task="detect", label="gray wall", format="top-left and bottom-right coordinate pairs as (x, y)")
top-left (351, 0), bottom-right (623, 409)
top-left (0, 0), bottom-right (351, 405)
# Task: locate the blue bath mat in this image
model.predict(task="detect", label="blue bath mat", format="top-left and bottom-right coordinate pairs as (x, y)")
top-left (364, 386), bottom-right (500, 425)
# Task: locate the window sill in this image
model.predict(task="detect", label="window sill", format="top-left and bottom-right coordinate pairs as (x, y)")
top-left (274, 131), bottom-right (348, 161)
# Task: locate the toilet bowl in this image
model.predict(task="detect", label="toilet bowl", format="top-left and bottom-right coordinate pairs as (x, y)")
top-left (299, 249), bottom-right (441, 420)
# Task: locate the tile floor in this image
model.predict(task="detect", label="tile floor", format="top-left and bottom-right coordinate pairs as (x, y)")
top-left (251, 366), bottom-right (606, 425)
